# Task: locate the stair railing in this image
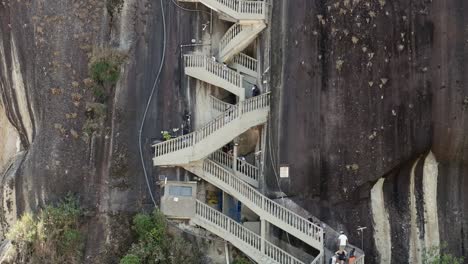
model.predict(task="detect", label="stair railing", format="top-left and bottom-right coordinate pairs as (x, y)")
top-left (184, 54), bottom-right (243, 88)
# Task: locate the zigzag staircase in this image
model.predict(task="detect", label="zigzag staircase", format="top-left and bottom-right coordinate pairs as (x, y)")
top-left (218, 23), bottom-right (266, 63)
top-left (153, 93), bottom-right (269, 166)
top-left (184, 54), bottom-right (246, 100)
top-left (183, 160), bottom-right (324, 251)
top-left (193, 200), bottom-right (307, 264)
top-left (155, 1), bottom-right (365, 263)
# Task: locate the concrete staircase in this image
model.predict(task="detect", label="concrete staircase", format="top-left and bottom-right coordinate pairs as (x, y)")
top-left (209, 150), bottom-right (259, 188)
top-left (230, 53), bottom-right (258, 77)
top-left (183, 159), bottom-right (324, 251)
top-left (219, 23), bottom-right (266, 63)
top-left (152, 93), bottom-right (269, 166)
top-left (184, 54), bottom-right (246, 100)
top-left (157, 1), bottom-right (365, 262)
top-left (193, 200), bottom-right (305, 264)
top-left (179, 0), bottom-right (267, 21)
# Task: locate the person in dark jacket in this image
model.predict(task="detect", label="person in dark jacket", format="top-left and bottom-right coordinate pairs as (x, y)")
top-left (252, 85), bottom-right (260, 97)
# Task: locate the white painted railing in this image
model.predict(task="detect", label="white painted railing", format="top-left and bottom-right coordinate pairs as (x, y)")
top-left (210, 150), bottom-right (234, 169)
top-left (310, 251), bottom-right (323, 264)
top-left (184, 54), bottom-right (243, 88)
top-left (209, 150), bottom-right (259, 185)
top-left (210, 95), bottom-right (233, 113)
top-left (219, 24), bottom-right (244, 55)
top-left (153, 93), bottom-right (270, 157)
top-left (239, 1), bottom-right (265, 15)
top-left (195, 200), bottom-right (304, 264)
top-left (202, 159), bottom-right (324, 247)
top-left (236, 158), bottom-right (259, 182)
top-left (242, 93), bottom-right (270, 113)
top-left (201, 0), bottom-right (266, 16)
top-left (232, 53), bottom-right (258, 74)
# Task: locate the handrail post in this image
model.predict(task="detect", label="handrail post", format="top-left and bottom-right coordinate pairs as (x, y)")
top-left (260, 218), bottom-right (266, 254)
top-left (233, 142), bottom-right (239, 171)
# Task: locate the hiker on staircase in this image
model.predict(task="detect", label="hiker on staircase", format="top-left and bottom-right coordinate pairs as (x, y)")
top-left (252, 84), bottom-right (260, 97)
top-left (338, 231), bottom-right (348, 251)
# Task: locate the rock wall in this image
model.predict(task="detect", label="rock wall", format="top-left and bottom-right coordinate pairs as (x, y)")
top-left (0, 0), bottom-right (466, 263)
top-left (268, 0), bottom-right (467, 262)
top-left (0, 0), bottom-right (208, 262)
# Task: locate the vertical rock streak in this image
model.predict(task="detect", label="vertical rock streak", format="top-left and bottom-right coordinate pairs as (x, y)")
top-left (371, 178), bottom-right (392, 263)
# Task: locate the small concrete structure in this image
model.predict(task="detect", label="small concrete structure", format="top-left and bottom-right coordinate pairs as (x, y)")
top-left (161, 181), bottom-right (197, 219)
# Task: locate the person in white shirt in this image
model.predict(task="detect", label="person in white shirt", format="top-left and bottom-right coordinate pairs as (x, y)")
top-left (337, 231), bottom-right (348, 251)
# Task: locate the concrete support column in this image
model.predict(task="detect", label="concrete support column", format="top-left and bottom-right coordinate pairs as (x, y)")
top-left (259, 124), bottom-right (267, 192)
top-left (233, 142), bottom-right (239, 171)
top-left (261, 218), bottom-right (267, 254)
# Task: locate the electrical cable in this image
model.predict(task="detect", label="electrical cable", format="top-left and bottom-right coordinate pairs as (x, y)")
top-left (139, 0), bottom-right (167, 207)
top-left (170, 0), bottom-right (211, 14)
top-left (138, 0), bottom-right (224, 243)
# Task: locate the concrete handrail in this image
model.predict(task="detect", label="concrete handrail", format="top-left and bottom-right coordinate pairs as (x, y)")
top-left (219, 23), bottom-right (244, 54)
top-left (311, 251), bottom-right (324, 264)
top-left (195, 200), bottom-right (304, 264)
top-left (202, 159), bottom-right (324, 248)
top-left (238, 0), bottom-right (265, 15)
top-left (232, 53), bottom-right (258, 74)
top-left (153, 93), bottom-right (270, 157)
top-left (184, 54), bottom-right (243, 88)
top-left (354, 255), bottom-right (365, 264)
top-left (210, 150), bottom-right (234, 169)
top-left (236, 158), bottom-right (259, 182)
top-left (202, 0), bottom-right (265, 15)
top-left (209, 150), bottom-right (259, 184)
top-left (210, 95), bottom-right (234, 113)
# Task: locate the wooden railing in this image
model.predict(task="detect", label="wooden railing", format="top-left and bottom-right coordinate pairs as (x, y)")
top-left (153, 93), bottom-right (270, 157)
top-left (210, 95), bottom-right (233, 113)
top-left (232, 53), bottom-right (258, 74)
top-left (195, 200), bottom-right (304, 264)
top-left (184, 54), bottom-right (243, 88)
top-left (202, 159), bottom-right (324, 247)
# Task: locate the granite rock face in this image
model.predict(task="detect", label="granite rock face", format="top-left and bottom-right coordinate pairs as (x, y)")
top-left (0, 0), bottom-right (467, 263)
top-left (268, 0), bottom-right (467, 262)
top-left (0, 0), bottom-right (201, 261)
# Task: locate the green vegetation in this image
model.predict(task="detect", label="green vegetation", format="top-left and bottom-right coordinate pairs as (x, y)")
top-left (7, 195), bottom-right (84, 264)
top-left (423, 243), bottom-right (464, 264)
top-left (161, 131), bottom-right (172, 141)
top-left (233, 256), bottom-right (251, 264)
top-left (89, 48), bottom-right (126, 103)
top-left (120, 210), bottom-right (202, 264)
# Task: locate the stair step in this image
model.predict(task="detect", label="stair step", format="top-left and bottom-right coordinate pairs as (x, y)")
top-left (153, 93), bottom-right (270, 166)
top-left (198, 0), bottom-right (267, 21)
top-left (230, 53), bottom-right (258, 78)
top-left (193, 200), bottom-right (304, 264)
top-left (184, 54), bottom-right (245, 100)
top-left (183, 159), bottom-right (324, 252)
top-left (219, 23), bottom-right (266, 63)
